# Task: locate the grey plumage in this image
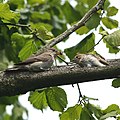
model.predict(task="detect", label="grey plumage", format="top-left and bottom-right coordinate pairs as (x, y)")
top-left (6, 48), bottom-right (62, 71)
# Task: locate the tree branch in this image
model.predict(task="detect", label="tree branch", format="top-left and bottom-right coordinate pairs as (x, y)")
top-left (39, 0), bottom-right (105, 51)
top-left (0, 59), bottom-right (120, 97)
top-left (0, 0), bottom-right (105, 55)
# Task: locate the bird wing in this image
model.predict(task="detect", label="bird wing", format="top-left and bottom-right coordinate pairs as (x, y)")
top-left (15, 53), bottom-right (52, 65)
top-left (35, 53), bottom-right (53, 62)
top-left (92, 54), bottom-right (109, 65)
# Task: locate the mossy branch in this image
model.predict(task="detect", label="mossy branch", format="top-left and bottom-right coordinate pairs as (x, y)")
top-left (0, 59), bottom-right (119, 97)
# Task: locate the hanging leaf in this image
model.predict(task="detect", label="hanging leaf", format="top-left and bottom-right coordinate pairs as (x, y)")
top-left (103, 30), bottom-right (120, 54)
top-left (60, 104), bottom-right (82, 120)
top-left (100, 104), bottom-right (120, 120)
top-left (65, 33), bottom-right (95, 60)
top-left (11, 103), bottom-right (28, 120)
top-left (28, 0), bottom-right (46, 5)
top-left (31, 11), bottom-right (51, 21)
top-left (104, 0), bottom-right (110, 10)
top-left (0, 3), bottom-right (20, 23)
top-left (18, 40), bottom-right (38, 61)
top-left (80, 107), bottom-right (95, 120)
top-left (107, 6), bottom-right (118, 16)
top-left (46, 87), bottom-right (68, 112)
top-left (100, 111), bottom-right (118, 120)
top-left (29, 91), bottom-right (48, 111)
top-left (102, 17), bottom-right (118, 29)
top-left (62, 1), bottom-right (81, 24)
top-left (86, 13), bottom-right (100, 29)
top-left (112, 78), bottom-right (120, 88)
top-left (7, 0), bottom-right (24, 9)
top-left (103, 104), bottom-right (119, 113)
top-left (104, 30), bottom-right (120, 46)
top-left (76, 26), bottom-right (90, 35)
top-left (88, 104), bottom-right (102, 119)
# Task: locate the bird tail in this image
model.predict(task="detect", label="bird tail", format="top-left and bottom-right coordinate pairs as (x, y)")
top-left (5, 66), bottom-right (29, 72)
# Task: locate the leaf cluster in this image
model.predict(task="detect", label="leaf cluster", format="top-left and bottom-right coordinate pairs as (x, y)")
top-left (0, 96), bottom-right (28, 120)
top-left (0, 0), bottom-right (120, 120)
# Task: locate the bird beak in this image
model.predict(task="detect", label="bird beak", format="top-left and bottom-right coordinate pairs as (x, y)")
top-left (72, 56), bottom-right (80, 63)
top-left (56, 51), bottom-right (63, 55)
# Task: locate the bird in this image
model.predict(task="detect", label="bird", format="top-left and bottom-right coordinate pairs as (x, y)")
top-left (72, 53), bottom-right (109, 67)
top-left (6, 48), bottom-right (62, 71)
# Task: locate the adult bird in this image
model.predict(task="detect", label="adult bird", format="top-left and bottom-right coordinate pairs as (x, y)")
top-left (7, 48), bottom-right (62, 71)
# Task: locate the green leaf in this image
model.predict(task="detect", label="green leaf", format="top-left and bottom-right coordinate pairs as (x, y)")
top-left (60, 104), bottom-right (82, 120)
top-left (99, 26), bottom-right (105, 33)
top-left (86, 13), bottom-right (100, 29)
top-left (46, 87), bottom-right (68, 112)
top-left (112, 78), bottom-right (120, 88)
top-left (62, 1), bottom-right (81, 24)
top-left (7, 0), bottom-right (24, 9)
top-left (103, 30), bottom-right (120, 46)
top-left (103, 30), bottom-right (120, 54)
top-left (2, 113), bottom-right (11, 120)
top-left (103, 104), bottom-right (119, 113)
top-left (64, 33), bottom-right (95, 60)
top-left (75, 1), bottom-right (89, 17)
top-left (76, 26), bottom-right (89, 35)
top-left (0, 3), bottom-right (20, 23)
top-left (0, 104), bottom-right (6, 114)
top-left (87, 0), bottom-right (98, 8)
top-left (88, 104), bottom-right (102, 119)
top-left (99, 26), bottom-right (109, 36)
top-left (31, 25), bottom-right (54, 40)
top-left (104, 41), bottom-right (119, 54)
top-left (31, 11), bottom-right (51, 21)
top-left (0, 0), bottom-right (3, 3)
top-left (11, 32), bottom-right (31, 51)
top-left (11, 103), bottom-right (28, 120)
top-left (104, 0), bottom-right (110, 10)
top-left (0, 96), bottom-right (18, 105)
top-left (0, 63), bottom-right (7, 71)
top-left (5, 45), bottom-right (18, 63)
top-left (18, 40), bottom-right (38, 61)
top-left (102, 17), bottom-right (118, 29)
top-left (30, 22), bottom-right (53, 32)
top-left (100, 111), bottom-right (117, 120)
top-left (28, 0), bottom-right (46, 5)
top-left (80, 107), bottom-right (94, 120)
top-left (107, 6), bottom-right (118, 16)
top-left (28, 91), bottom-right (48, 111)
top-left (100, 104), bottom-right (120, 120)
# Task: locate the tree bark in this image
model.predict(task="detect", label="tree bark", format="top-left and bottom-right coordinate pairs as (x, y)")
top-left (0, 59), bottom-right (120, 97)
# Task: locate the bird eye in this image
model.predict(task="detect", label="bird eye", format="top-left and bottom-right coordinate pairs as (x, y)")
top-left (52, 48), bottom-right (56, 51)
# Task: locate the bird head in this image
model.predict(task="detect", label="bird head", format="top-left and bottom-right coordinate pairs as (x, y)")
top-left (72, 53), bottom-right (84, 63)
top-left (47, 48), bottom-right (62, 56)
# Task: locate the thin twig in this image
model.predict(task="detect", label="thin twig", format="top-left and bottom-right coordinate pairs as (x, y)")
top-left (43, 0), bottom-right (105, 49)
top-left (0, 22), bottom-right (46, 45)
top-left (57, 56), bottom-right (69, 65)
top-left (0, 22), bottom-right (29, 27)
top-left (77, 83), bottom-right (82, 103)
top-left (87, 35), bottom-right (105, 53)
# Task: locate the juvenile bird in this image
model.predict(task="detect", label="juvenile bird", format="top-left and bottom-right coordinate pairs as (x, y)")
top-left (7, 48), bottom-right (62, 71)
top-left (72, 53), bottom-right (109, 67)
